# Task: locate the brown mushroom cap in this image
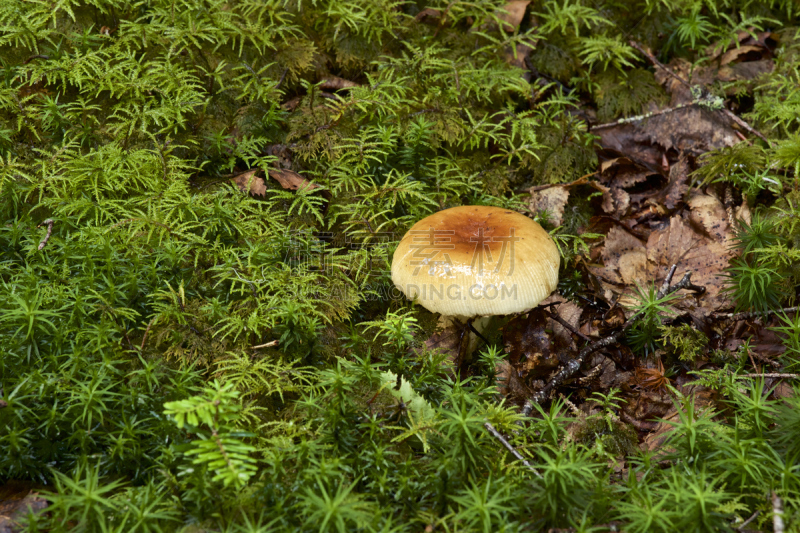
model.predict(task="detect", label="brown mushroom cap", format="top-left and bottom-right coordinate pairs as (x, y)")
top-left (391, 205), bottom-right (560, 317)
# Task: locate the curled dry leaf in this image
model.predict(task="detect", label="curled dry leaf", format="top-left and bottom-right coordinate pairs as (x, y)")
top-left (231, 169), bottom-right (266, 197)
top-left (268, 169), bottom-right (320, 191)
top-left (719, 44), bottom-right (764, 66)
top-left (319, 75), bottom-right (360, 91)
top-left (600, 157), bottom-right (652, 189)
top-left (497, 0), bottom-right (530, 32)
top-left (414, 8), bottom-right (442, 23)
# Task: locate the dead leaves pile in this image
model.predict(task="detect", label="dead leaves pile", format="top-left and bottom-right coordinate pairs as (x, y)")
top-left (501, 23), bottom-right (790, 454)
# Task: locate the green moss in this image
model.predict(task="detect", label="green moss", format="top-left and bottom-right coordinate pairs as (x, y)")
top-left (661, 324), bottom-right (709, 363)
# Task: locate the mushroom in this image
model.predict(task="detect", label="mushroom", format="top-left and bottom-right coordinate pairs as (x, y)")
top-left (392, 205), bottom-right (560, 358)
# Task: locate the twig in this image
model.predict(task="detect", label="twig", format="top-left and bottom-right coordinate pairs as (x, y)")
top-left (749, 350), bottom-right (782, 369)
top-left (629, 40), bottom-right (770, 145)
top-left (483, 422), bottom-right (541, 477)
top-left (629, 41), bottom-right (692, 91)
top-left (772, 492), bottom-right (785, 533)
top-left (591, 103), bottom-right (694, 130)
top-left (529, 172), bottom-right (595, 192)
top-left (37, 219), bottom-right (54, 250)
top-left (657, 264), bottom-right (678, 298)
top-left (558, 393), bottom-right (581, 415)
top-left (717, 306), bottom-right (800, 321)
top-left (738, 373), bottom-right (798, 379)
top-left (736, 509), bottom-right (759, 531)
top-left (576, 363), bottom-right (604, 385)
top-left (544, 309), bottom-right (592, 342)
top-left (251, 340), bottom-right (278, 349)
top-left (140, 317), bottom-right (155, 352)
top-left (522, 267), bottom-right (704, 414)
top-left (619, 410), bottom-right (658, 431)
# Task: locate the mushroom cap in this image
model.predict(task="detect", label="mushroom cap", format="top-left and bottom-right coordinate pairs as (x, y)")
top-left (391, 205), bottom-right (560, 317)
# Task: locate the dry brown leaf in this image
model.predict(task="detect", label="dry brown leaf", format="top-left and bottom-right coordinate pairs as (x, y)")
top-left (319, 76), bottom-right (360, 91)
top-left (541, 294), bottom-right (583, 351)
top-left (268, 169), bottom-right (319, 191)
top-left (529, 185), bottom-right (569, 226)
top-left (414, 7), bottom-right (442, 23)
top-left (590, 196), bottom-right (736, 314)
top-left (717, 60), bottom-right (773, 82)
top-left (600, 157), bottom-right (652, 189)
top-left (646, 216), bottom-right (733, 312)
top-left (497, 0), bottom-right (530, 31)
top-left (719, 44), bottom-right (763, 66)
top-left (231, 170), bottom-right (266, 197)
top-left (504, 42), bottom-right (533, 69)
top-left (642, 107), bottom-right (740, 157)
top-left (596, 124), bottom-right (663, 169)
top-left (687, 191), bottom-right (733, 247)
top-left (650, 154), bottom-right (689, 210)
top-left (503, 307), bottom-right (572, 380)
top-left (0, 481), bottom-right (48, 533)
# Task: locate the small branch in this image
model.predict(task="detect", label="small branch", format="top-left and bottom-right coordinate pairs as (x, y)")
top-left (657, 264), bottom-right (678, 298)
top-left (629, 41), bottom-right (692, 91)
top-left (483, 422), bottom-right (541, 477)
top-left (717, 306), bottom-right (800, 321)
top-left (739, 373), bottom-right (798, 379)
top-left (558, 393), bottom-right (581, 415)
top-left (140, 317), bottom-right (155, 352)
top-left (591, 103), bottom-right (693, 130)
top-left (736, 509), bottom-right (759, 531)
top-left (529, 172), bottom-right (595, 192)
top-left (251, 340), bottom-right (278, 350)
top-left (749, 350), bottom-right (782, 369)
top-left (545, 309), bottom-right (592, 342)
top-left (772, 492), bottom-right (785, 533)
top-left (619, 410), bottom-right (659, 431)
top-left (522, 267), bottom-right (704, 413)
top-left (275, 68), bottom-right (289, 91)
top-left (37, 219), bottom-right (54, 250)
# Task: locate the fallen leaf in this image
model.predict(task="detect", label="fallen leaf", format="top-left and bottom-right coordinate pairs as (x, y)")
top-left (599, 157), bottom-right (652, 189)
top-left (319, 76), bottom-right (360, 91)
top-left (0, 482), bottom-right (48, 533)
top-left (231, 170), bottom-right (266, 196)
top-left (497, 0), bottom-right (530, 32)
top-left (687, 191), bottom-right (734, 247)
top-left (717, 60), bottom-right (773, 83)
top-left (650, 154), bottom-right (689, 210)
top-left (268, 169), bottom-right (320, 191)
top-left (503, 307), bottom-right (571, 380)
top-left (719, 44), bottom-right (763, 66)
top-left (504, 42), bottom-right (533, 70)
top-left (414, 8), bottom-right (441, 23)
top-left (645, 215), bottom-right (733, 312)
top-left (589, 195), bottom-right (737, 314)
top-left (529, 185), bottom-right (569, 226)
top-left (541, 294), bottom-right (583, 351)
top-left (643, 107), bottom-right (740, 157)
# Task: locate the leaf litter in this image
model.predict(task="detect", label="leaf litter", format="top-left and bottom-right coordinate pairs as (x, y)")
top-left (443, 29), bottom-right (798, 457)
